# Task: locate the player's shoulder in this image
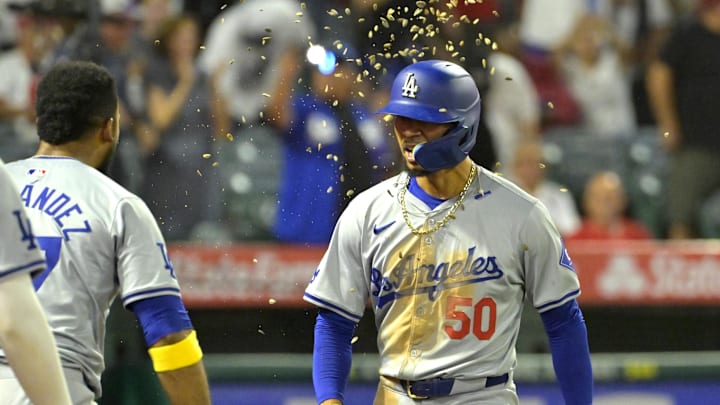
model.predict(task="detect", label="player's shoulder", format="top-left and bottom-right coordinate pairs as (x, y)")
top-left (347, 174), bottom-right (403, 209)
top-left (333, 174), bottom-right (403, 226)
top-left (477, 166), bottom-right (539, 208)
top-left (6, 157), bottom-right (138, 203)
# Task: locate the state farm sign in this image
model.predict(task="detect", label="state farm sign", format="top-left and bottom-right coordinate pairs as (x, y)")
top-left (569, 240), bottom-right (720, 305)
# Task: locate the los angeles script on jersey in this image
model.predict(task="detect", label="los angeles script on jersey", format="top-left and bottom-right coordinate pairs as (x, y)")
top-left (18, 184), bottom-right (92, 240)
top-left (370, 246), bottom-right (504, 308)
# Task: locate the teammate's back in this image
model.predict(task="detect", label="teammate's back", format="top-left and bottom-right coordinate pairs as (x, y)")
top-left (5, 156), bottom-right (178, 396)
top-left (0, 60), bottom-right (210, 405)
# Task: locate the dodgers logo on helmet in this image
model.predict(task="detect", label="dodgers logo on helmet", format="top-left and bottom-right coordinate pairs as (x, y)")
top-left (377, 60), bottom-right (482, 171)
top-left (401, 73), bottom-right (419, 98)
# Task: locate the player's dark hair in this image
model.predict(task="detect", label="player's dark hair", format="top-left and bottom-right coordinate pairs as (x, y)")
top-left (36, 61), bottom-right (118, 145)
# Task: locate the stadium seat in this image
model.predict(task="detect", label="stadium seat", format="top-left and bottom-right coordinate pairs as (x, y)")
top-left (0, 123), bottom-right (36, 162)
top-left (623, 127), bottom-right (669, 238)
top-left (541, 126), bottom-right (669, 238)
top-left (700, 190), bottom-right (720, 238)
top-left (541, 127), bottom-right (630, 205)
top-left (216, 126), bottom-right (282, 241)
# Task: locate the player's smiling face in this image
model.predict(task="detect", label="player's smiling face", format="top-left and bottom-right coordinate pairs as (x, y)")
top-left (393, 116), bottom-right (454, 170)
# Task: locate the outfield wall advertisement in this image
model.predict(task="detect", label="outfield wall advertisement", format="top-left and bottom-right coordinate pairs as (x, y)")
top-left (169, 240), bottom-right (720, 308)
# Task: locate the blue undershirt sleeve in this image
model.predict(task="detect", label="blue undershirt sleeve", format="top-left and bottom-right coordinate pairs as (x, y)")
top-left (540, 299), bottom-right (593, 405)
top-left (128, 295), bottom-right (193, 346)
top-left (313, 308), bottom-right (356, 404)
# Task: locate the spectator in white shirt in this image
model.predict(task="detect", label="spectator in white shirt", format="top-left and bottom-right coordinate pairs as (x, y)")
top-left (511, 140), bottom-right (581, 236)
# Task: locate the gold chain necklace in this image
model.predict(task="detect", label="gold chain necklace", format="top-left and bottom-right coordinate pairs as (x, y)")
top-left (399, 164), bottom-right (477, 236)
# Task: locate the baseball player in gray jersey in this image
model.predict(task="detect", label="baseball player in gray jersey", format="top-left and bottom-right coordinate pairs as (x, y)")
top-left (0, 159), bottom-right (72, 405)
top-left (305, 60), bottom-right (593, 404)
top-left (0, 61), bottom-right (210, 405)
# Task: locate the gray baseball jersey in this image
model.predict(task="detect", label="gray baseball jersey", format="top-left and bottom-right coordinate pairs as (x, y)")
top-left (304, 164), bottom-right (580, 381)
top-left (1, 156), bottom-right (181, 398)
top-left (0, 159), bottom-right (44, 282)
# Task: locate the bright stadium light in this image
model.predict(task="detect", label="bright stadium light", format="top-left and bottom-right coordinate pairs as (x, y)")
top-left (307, 44), bottom-right (337, 75)
top-left (306, 44), bottom-right (326, 65)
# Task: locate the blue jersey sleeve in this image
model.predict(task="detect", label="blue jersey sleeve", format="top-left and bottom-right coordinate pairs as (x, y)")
top-left (541, 299), bottom-right (593, 405)
top-left (129, 295), bottom-right (193, 346)
top-left (313, 308), bottom-right (356, 403)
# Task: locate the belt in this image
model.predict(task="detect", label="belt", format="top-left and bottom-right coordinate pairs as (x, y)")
top-left (396, 373), bottom-right (509, 400)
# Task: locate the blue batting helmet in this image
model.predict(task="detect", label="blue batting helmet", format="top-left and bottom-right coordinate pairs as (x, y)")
top-left (377, 60), bottom-right (481, 171)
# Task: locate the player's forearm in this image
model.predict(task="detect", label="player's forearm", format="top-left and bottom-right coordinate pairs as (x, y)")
top-left (149, 329), bottom-right (211, 405)
top-left (542, 301), bottom-right (594, 405)
top-left (550, 329), bottom-right (593, 405)
top-left (3, 325), bottom-right (72, 405)
top-left (313, 309), bottom-right (355, 403)
top-left (0, 274), bottom-right (72, 405)
top-left (157, 360), bottom-right (212, 405)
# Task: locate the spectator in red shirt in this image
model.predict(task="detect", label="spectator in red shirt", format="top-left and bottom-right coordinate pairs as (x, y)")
top-left (568, 171), bottom-right (652, 240)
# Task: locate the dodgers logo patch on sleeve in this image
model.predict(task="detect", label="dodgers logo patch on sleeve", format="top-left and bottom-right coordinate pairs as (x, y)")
top-left (559, 241), bottom-right (575, 272)
top-left (309, 268), bottom-right (320, 284)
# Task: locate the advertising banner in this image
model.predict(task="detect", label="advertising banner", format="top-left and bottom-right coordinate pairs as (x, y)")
top-left (171, 241), bottom-right (720, 308)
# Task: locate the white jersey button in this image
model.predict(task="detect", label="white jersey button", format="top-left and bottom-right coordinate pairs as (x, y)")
top-left (428, 218), bottom-right (436, 226)
top-left (416, 306), bottom-right (425, 316)
top-left (410, 349), bottom-right (420, 358)
top-left (424, 236), bottom-right (433, 245)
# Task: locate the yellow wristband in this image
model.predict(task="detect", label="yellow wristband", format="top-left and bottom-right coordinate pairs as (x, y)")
top-left (148, 330), bottom-right (203, 372)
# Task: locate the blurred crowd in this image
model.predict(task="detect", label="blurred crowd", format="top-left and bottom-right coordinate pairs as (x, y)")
top-left (1, 0), bottom-right (719, 243)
